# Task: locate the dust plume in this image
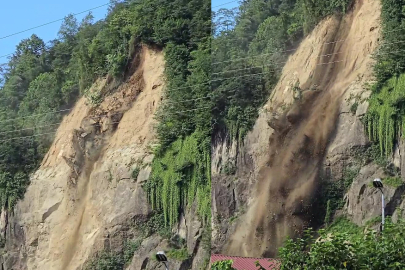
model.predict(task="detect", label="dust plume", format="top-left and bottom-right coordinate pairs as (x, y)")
top-left (224, 0), bottom-right (380, 257)
top-left (60, 145), bottom-right (104, 270)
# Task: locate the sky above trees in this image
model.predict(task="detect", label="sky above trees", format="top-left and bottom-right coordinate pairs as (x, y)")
top-left (0, 0), bottom-right (107, 62)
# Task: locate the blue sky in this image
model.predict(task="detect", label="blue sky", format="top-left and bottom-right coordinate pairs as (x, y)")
top-left (212, 0), bottom-right (240, 12)
top-left (0, 0), bottom-right (108, 63)
top-left (0, 0), bottom-right (240, 64)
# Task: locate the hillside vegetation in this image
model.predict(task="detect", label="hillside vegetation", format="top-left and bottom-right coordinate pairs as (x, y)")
top-left (0, 0), bottom-right (211, 268)
top-left (280, 0), bottom-right (405, 267)
top-left (211, 0), bottom-right (405, 268)
top-left (0, 0), bottom-right (210, 221)
top-left (212, 0), bottom-right (350, 140)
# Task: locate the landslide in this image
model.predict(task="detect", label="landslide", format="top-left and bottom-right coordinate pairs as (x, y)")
top-left (1, 46), bottom-right (165, 270)
top-left (220, 0), bottom-right (381, 258)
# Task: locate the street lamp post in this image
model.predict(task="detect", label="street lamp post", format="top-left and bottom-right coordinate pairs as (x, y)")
top-left (372, 178), bottom-right (385, 231)
top-left (156, 251), bottom-right (169, 270)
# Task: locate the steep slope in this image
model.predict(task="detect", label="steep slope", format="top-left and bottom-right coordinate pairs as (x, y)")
top-left (0, 46), bottom-right (180, 270)
top-left (212, 0), bottom-right (381, 258)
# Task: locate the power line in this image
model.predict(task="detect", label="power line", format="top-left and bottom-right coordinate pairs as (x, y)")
top-left (213, 46), bottom-right (405, 76)
top-left (0, 0), bottom-right (232, 55)
top-left (0, 42), bottom-right (384, 141)
top-left (0, 108), bottom-right (72, 124)
top-left (0, 93), bottom-right (216, 134)
top-left (0, 106), bottom-right (213, 142)
top-left (0, 34), bottom-right (396, 125)
top-left (211, 27), bottom-right (394, 66)
top-left (212, 0), bottom-right (239, 9)
top-left (0, 3), bottom-right (111, 41)
top-left (0, 80), bottom-right (213, 124)
top-left (0, 50), bottom-right (378, 126)
top-left (0, 0), bottom-right (399, 65)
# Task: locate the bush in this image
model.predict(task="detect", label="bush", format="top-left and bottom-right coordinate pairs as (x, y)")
top-left (166, 248), bottom-right (190, 261)
top-left (85, 239), bottom-right (142, 270)
top-left (279, 218), bottom-right (405, 269)
top-left (211, 260), bottom-right (236, 270)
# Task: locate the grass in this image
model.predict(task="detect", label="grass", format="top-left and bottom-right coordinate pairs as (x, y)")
top-left (367, 177), bottom-right (403, 189)
top-left (384, 177), bottom-right (404, 188)
top-left (326, 217), bottom-right (362, 237)
top-left (166, 248), bottom-right (190, 261)
top-left (366, 216), bottom-right (382, 226)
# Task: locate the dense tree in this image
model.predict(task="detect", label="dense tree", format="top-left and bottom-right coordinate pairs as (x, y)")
top-left (212, 0), bottom-right (350, 141)
top-left (0, 3), bottom-right (211, 243)
top-left (279, 218), bottom-right (405, 269)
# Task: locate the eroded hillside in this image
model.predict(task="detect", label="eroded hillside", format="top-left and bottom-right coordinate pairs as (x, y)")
top-left (212, 0), bottom-right (381, 257)
top-left (0, 46), bottom-right (206, 270)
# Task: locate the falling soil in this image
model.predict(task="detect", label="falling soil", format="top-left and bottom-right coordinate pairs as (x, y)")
top-left (224, 0), bottom-right (380, 257)
top-left (60, 147), bottom-right (103, 270)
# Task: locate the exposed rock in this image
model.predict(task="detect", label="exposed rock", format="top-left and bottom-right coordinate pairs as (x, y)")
top-left (212, 0), bottom-right (382, 257)
top-left (0, 47), bottom-right (206, 270)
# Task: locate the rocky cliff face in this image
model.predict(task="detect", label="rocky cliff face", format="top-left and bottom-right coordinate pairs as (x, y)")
top-left (212, 0), bottom-right (385, 258)
top-left (0, 46), bottom-right (207, 270)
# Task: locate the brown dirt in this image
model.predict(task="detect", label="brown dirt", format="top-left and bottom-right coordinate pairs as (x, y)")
top-left (15, 46), bottom-right (165, 270)
top-left (224, 0), bottom-right (381, 257)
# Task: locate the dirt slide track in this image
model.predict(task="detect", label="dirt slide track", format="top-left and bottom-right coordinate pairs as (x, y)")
top-left (224, 0), bottom-right (381, 257)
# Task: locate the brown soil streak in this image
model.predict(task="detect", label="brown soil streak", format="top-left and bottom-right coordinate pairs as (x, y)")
top-left (224, 0), bottom-right (380, 257)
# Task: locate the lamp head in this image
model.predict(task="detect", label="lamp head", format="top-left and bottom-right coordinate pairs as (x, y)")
top-left (156, 251), bottom-right (168, 262)
top-left (373, 178), bottom-right (383, 189)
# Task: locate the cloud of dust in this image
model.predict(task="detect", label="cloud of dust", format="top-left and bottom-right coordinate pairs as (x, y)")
top-left (60, 147), bottom-right (104, 270)
top-left (224, 0), bottom-right (380, 257)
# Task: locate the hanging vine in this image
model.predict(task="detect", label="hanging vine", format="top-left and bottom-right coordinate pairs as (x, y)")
top-left (365, 74), bottom-right (405, 156)
top-left (144, 131), bottom-right (211, 227)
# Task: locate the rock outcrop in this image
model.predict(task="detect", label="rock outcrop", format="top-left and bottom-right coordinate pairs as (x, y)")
top-left (212, 0), bottom-right (383, 258)
top-left (0, 46), bottom-right (207, 270)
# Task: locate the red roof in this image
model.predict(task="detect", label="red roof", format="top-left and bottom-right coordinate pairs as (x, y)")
top-left (210, 254), bottom-right (280, 270)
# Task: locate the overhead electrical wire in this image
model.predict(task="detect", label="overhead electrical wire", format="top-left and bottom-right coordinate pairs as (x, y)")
top-left (0, 54), bottom-right (356, 139)
top-left (0, 0), bottom-right (399, 142)
top-left (0, 0), bottom-right (234, 47)
top-left (0, 42), bottom-right (400, 128)
top-left (213, 47), bottom-right (405, 76)
top-left (0, 3), bottom-right (111, 41)
top-left (0, 106), bottom-right (212, 142)
top-left (0, 41), bottom-right (397, 142)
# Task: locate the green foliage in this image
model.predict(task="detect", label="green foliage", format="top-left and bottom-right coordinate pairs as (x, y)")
top-left (85, 239), bottom-right (141, 270)
top-left (145, 132), bottom-right (211, 227)
top-left (222, 161), bottom-right (236, 175)
top-left (166, 248), bottom-right (190, 261)
top-left (123, 239), bottom-right (142, 264)
top-left (326, 217), bottom-right (362, 237)
top-left (279, 218), bottom-right (405, 269)
top-left (133, 211), bottom-right (171, 239)
top-left (212, 0), bottom-right (351, 141)
top-left (211, 260), bottom-right (236, 270)
top-left (0, 12), bottom-right (100, 209)
top-left (350, 101), bottom-right (358, 115)
top-left (318, 166), bottom-right (359, 225)
top-left (365, 74), bottom-right (405, 156)
top-left (201, 225), bottom-right (212, 251)
top-left (365, 0), bottom-right (405, 156)
top-left (366, 216), bottom-right (382, 226)
top-left (137, 0), bottom-right (212, 234)
top-left (85, 251), bottom-right (125, 270)
top-left (324, 200), bottom-right (332, 226)
top-left (131, 167), bottom-right (140, 180)
top-left (384, 176), bottom-right (404, 188)
top-left (0, 1), bottom-right (211, 234)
